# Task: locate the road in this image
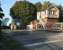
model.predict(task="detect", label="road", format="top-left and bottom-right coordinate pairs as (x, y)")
top-left (5, 30), bottom-right (63, 50)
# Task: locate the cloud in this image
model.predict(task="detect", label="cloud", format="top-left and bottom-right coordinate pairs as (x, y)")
top-left (16, 0), bottom-right (24, 1)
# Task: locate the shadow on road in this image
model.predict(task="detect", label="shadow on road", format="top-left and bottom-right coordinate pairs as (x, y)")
top-left (5, 30), bottom-right (63, 50)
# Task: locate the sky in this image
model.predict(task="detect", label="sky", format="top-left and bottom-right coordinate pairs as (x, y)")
top-left (1, 0), bottom-right (63, 25)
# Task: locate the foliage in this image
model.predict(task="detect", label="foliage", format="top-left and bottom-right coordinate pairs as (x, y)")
top-left (2, 18), bottom-right (10, 26)
top-left (58, 5), bottom-right (63, 22)
top-left (0, 12), bottom-right (4, 26)
top-left (35, 2), bottom-right (42, 11)
top-left (10, 1), bottom-right (37, 25)
top-left (0, 13), bottom-right (4, 18)
top-left (0, 7), bottom-right (4, 33)
top-left (0, 6), bottom-right (4, 41)
top-left (35, 1), bottom-right (53, 11)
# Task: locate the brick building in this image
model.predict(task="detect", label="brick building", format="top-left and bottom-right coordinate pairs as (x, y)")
top-left (27, 5), bottom-right (59, 31)
top-left (37, 6), bottom-right (59, 30)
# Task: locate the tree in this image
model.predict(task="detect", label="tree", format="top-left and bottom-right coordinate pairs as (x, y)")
top-left (10, 1), bottom-right (37, 25)
top-left (42, 1), bottom-right (53, 10)
top-left (35, 2), bottom-right (42, 11)
top-left (0, 7), bottom-right (4, 30)
top-left (0, 7), bottom-right (4, 25)
top-left (0, 5), bottom-right (4, 38)
top-left (58, 5), bottom-right (63, 22)
top-left (35, 1), bottom-right (53, 11)
top-left (2, 18), bottom-right (10, 26)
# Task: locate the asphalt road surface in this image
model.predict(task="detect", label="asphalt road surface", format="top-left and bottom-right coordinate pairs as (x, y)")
top-left (6, 30), bottom-right (63, 50)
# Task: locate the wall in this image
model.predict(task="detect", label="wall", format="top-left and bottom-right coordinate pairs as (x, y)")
top-left (47, 18), bottom-right (58, 30)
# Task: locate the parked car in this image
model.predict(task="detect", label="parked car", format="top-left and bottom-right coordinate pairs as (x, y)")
top-left (51, 23), bottom-right (63, 32)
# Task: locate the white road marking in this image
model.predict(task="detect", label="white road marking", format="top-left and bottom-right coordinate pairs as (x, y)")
top-left (24, 40), bottom-right (63, 47)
